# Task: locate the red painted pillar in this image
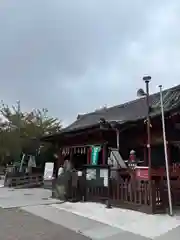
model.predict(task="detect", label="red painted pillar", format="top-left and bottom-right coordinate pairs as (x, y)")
top-left (102, 143), bottom-right (107, 165)
top-left (102, 145), bottom-right (105, 165)
top-left (87, 147), bottom-right (91, 165)
top-left (144, 144), bottom-right (147, 166)
top-left (58, 150), bottom-right (64, 167)
top-left (167, 141), bottom-right (171, 166)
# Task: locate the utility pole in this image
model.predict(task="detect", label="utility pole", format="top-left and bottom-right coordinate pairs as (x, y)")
top-left (159, 85), bottom-right (173, 216)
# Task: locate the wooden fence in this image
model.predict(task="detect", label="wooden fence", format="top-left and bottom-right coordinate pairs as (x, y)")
top-left (85, 180), bottom-right (153, 213)
top-left (52, 167), bottom-right (180, 214)
top-left (5, 174), bottom-right (44, 188)
top-left (161, 179), bottom-right (180, 207)
top-left (171, 180), bottom-right (180, 205)
top-left (84, 169), bottom-right (167, 214)
top-left (86, 186), bottom-right (108, 202)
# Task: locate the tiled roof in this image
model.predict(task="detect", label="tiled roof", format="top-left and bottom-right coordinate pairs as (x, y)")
top-left (63, 84), bottom-right (180, 133)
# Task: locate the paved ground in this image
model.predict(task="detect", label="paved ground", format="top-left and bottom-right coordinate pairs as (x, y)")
top-left (0, 186), bottom-right (180, 239)
top-left (0, 207), bottom-right (89, 240)
top-left (0, 187), bottom-right (149, 239)
top-left (51, 201), bottom-right (180, 239)
top-left (22, 204), bottom-right (151, 240)
top-left (0, 187), bottom-right (59, 208)
top-left (2, 203), bottom-right (180, 240)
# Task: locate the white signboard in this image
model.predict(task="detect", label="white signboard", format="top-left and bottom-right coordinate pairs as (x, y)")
top-left (100, 169), bottom-right (109, 187)
top-left (44, 162), bottom-right (54, 180)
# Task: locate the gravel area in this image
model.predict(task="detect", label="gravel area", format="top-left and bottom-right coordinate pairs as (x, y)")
top-left (0, 207), bottom-right (90, 240)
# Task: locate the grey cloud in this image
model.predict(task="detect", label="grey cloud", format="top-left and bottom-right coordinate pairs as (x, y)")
top-left (0, 0), bottom-right (179, 125)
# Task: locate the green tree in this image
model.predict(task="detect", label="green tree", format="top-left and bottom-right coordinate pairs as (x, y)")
top-left (0, 101), bottom-right (62, 165)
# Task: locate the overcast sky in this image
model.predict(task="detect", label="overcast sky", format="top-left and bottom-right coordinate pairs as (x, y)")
top-left (0, 1), bottom-right (180, 125)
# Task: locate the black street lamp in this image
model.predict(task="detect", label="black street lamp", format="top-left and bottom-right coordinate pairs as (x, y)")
top-left (137, 76), bottom-right (151, 170)
top-left (137, 76), bottom-right (153, 207)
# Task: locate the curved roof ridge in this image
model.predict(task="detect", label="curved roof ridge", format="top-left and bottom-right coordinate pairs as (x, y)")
top-left (80, 84), bottom-right (180, 117)
top-left (62, 83), bottom-right (180, 133)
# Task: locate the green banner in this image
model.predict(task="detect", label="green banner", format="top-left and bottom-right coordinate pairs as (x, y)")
top-left (91, 146), bottom-right (101, 165)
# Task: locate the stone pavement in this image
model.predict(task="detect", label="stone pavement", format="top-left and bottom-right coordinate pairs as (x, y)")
top-left (50, 201), bottom-right (180, 239)
top-left (22, 204), bottom-right (151, 239)
top-left (0, 207), bottom-right (89, 240)
top-left (0, 186), bottom-right (180, 239)
top-left (0, 187), bottom-right (89, 239)
top-left (0, 187), bottom-right (59, 208)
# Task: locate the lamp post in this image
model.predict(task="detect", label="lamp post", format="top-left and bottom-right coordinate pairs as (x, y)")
top-left (137, 76), bottom-right (152, 208)
top-left (159, 85), bottom-right (173, 216)
top-left (143, 76), bottom-right (151, 170)
top-left (137, 76), bottom-right (151, 171)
